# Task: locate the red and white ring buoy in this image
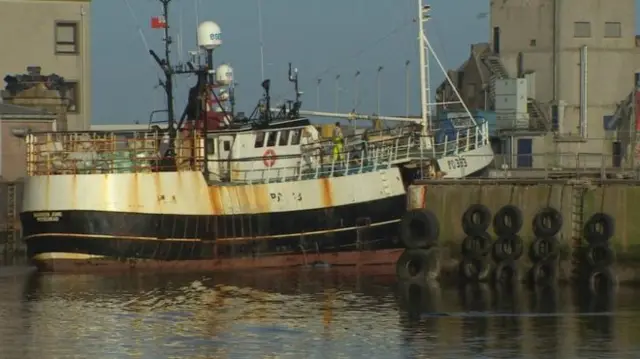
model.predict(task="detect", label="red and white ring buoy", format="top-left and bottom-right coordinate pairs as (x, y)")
top-left (263, 148), bottom-right (277, 167)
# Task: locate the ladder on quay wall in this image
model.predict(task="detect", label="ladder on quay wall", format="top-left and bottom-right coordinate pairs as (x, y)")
top-left (569, 180), bottom-right (591, 277)
top-left (5, 182), bottom-right (16, 257)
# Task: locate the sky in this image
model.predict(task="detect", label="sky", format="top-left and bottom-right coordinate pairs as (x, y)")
top-left (91, 0), bottom-right (490, 125)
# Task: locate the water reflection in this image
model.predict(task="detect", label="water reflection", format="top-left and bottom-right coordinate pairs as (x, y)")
top-left (0, 265), bottom-right (638, 358)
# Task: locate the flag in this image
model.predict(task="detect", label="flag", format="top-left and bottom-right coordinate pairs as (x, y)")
top-left (151, 16), bottom-right (167, 29)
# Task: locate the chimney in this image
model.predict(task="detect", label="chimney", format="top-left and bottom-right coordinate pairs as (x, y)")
top-left (1, 67), bottom-right (68, 130)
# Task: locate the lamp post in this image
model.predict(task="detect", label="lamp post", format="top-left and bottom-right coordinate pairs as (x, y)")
top-left (405, 60), bottom-right (410, 118)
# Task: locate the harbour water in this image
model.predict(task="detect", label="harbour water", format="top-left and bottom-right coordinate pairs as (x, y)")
top-left (0, 265), bottom-right (638, 359)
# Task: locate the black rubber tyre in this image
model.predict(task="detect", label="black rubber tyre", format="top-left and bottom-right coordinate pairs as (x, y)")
top-left (532, 207), bottom-right (563, 238)
top-left (584, 213), bottom-right (615, 245)
top-left (528, 237), bottom-right (560, 263)
top-left (396, 248), bottom-right (441, 281)
top-left (491, 234), bottom-right (524, 262)
top-left (493, 205), bottom-right (524, 237)
top-left (461, 232), bottom-right (493, 259)
top-left (459, 257), bottom-right (492, 282)
top-left (585, 243), bottom-right (616, 268)
top-left (462, 204), bottom-right (492, 236)
top-left (399, 209), bottom-right (440, 249)
top-left (399, 278), bottom-right (441, 316)
top-left (529, 259), bottom-right (558, 285)
top-left (493, 259), bottom-right (519, 285)
top-left (588, 266), bottom-right (617, 296)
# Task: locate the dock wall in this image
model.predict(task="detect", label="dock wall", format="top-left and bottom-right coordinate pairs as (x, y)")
top-left (407, 179), bottom-right (640, 283)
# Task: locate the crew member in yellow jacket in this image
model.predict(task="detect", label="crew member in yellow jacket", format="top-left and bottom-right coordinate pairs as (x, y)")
top-left (332, 122), bottom-right (344, 162)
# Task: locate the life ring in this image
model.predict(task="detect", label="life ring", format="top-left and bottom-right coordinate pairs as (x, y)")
top-left (493, 204), bottom-right (523, 236)
top-left (461, 204), bottom-right (491, 236)
top-left (263, 148), bottom-right (277, 167)
top-left (399, 209), bottom-right (440, 249)
top-left (532, 207), bottom-right (563, 238)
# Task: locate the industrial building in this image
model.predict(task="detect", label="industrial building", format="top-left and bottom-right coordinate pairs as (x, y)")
top-left (436, 0), bottom-right (639, 172)
top-left (0, 0), bottom-right (91, 131)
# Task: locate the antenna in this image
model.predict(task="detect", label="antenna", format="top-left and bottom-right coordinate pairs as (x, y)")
top-left (288, 62), bottom-right (301, 117)
top-left (258, 0), bottom-right (265, 80)
top-left (148, 0), bottom-right (176, 155)
top-left (417, 1), bottom-right (430, 133)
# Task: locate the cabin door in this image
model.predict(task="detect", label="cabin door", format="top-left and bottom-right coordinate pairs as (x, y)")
top-left (218, 135), bottom-right (234, 179)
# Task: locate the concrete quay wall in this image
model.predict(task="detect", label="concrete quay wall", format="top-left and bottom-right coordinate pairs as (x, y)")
top-left (406, 179), bottom-right (640, 283)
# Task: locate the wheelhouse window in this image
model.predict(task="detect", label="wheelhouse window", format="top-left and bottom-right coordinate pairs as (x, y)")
top-left (254, 132), bottom-right (265, 148)
top-left (223, 141), bottom-right (231, 151)
top-left (266, 131), bottom-right (278, 147)
top-left (278, 130), bottom-right (290, 146)
top-left (206, 138), bottom-right (215, 154)
top-left (55, 21), bottom-right (79, 54)
top-left (291, 129), bottom-right (302, 145)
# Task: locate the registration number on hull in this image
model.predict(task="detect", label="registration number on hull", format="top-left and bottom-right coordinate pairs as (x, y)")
top-left (33, 211), bottom-right (62, 222)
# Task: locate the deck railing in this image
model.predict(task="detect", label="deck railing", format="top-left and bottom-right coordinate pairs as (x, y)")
top-left (24, 121), bottom-right (491, 182)
top-left (25, 130), bottom-right (203, 175)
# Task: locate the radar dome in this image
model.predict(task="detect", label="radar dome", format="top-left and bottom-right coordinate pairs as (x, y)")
top-left (215, 64), bottom-right (234, 85)
top-left (197, 21), bottom-right (222, 50)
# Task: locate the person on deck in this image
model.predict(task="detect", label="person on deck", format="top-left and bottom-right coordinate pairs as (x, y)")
top-left (332, 122), bottom-right (344, 163)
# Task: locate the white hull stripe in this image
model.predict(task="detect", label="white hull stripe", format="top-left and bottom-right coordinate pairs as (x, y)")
top-left (23, 219), bottom-right (401, 242)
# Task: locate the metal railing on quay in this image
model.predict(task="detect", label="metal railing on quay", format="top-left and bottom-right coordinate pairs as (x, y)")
top-left (416, 152), bottom-right (640, 180)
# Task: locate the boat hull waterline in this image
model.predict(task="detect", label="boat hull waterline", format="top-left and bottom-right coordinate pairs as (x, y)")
top-left (21, 169), bottom-right (407, 272)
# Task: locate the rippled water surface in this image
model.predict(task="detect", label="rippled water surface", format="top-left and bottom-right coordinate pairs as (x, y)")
top-left (0, 265), bottom-right (639, 358)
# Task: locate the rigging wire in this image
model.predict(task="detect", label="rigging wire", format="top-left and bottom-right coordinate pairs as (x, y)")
top-left (271, 17), bottom-right (417, 104)
top-left (122, 0), bottom-right (155, 67)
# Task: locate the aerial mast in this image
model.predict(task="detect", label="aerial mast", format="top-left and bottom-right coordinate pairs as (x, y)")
top-left (149, 0), bottom-right (177, 158)
top-left (418, 0), bottom-right (431, 134)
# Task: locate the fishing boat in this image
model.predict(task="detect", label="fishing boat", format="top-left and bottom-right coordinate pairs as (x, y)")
top-left (19, 0), bottom-right (493, 272)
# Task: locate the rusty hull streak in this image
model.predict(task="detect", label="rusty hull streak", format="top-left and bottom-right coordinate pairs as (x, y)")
top-left (208, 186), bottom-right (224, 215)
top-left (208, 183), bottom-right (271, 215)
top-left (320, 177), bottom-right (334, 208)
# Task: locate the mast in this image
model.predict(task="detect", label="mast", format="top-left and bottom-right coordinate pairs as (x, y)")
top-left (149, 0), bottom-right (177, 158)
top-left (418, 0), bottom-right (431, 133)
top-left (161, 0), bottom-right (176, 145)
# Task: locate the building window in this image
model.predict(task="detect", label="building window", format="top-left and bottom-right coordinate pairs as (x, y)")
top-left (530, 39), bottom-right (537, 47)
top-left (55, 21), bottom-right (78, 54)
top-left (64, 81), bottom-right (79, 113)
top-left (573, 21), bottom-right (591, 38)
top-left (604, 22), bottom-right (622, 38)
